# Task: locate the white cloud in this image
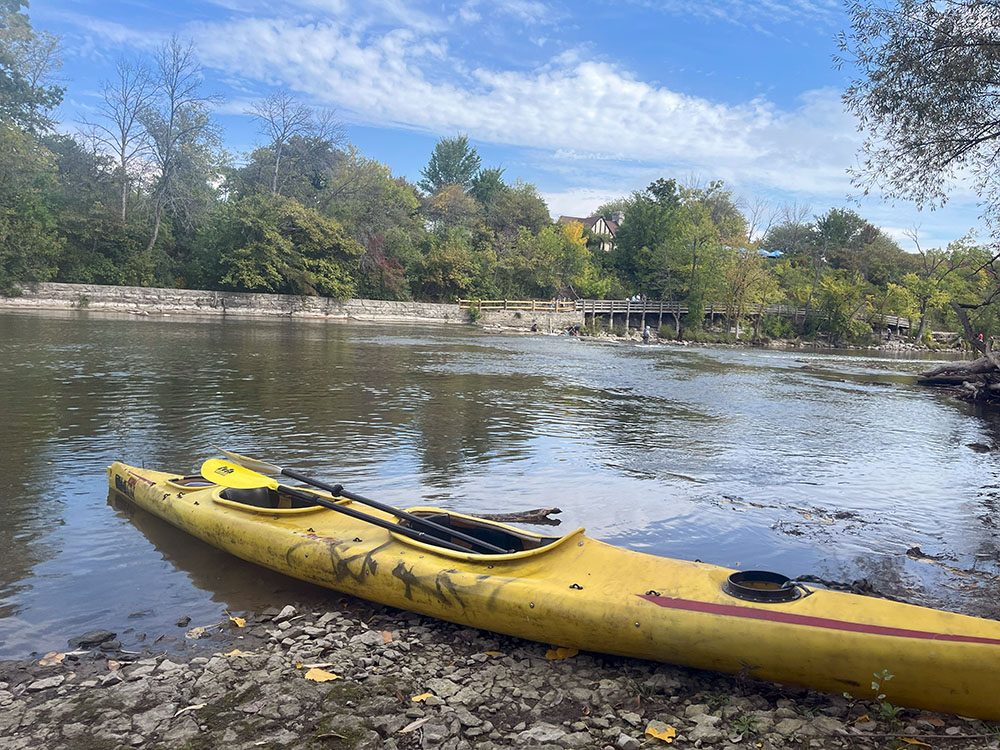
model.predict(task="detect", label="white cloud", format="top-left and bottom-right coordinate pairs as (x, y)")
top-left (189, 16), bottom-right (861, 196)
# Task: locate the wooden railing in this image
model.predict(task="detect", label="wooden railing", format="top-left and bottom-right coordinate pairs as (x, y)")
top-left (458, 299), bottom-right (577, 313)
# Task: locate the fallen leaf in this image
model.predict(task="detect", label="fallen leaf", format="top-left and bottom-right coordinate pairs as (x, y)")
top-left (919, 716), bottom-right (946, 728)
top-left (411, 692), bottom-right (435, 702)
top-left (901, 740), bottom-right (931, 748)
top-left (225, 649), bottom-right (243, 657)
top-left (304, 668), bottom-right (340, 682)
top-left (229, 616), bottom-right (246, 628)
top-left (295, 661), bottom-right (303, 669)
top-left (173, 703), bottom-right (207, 718)
top-left (855, 714), bottom-right (871, 724)
top-left (399, 717), bottom-right (431, 734)
top-left (545, 647), bottom-right (578, 660)
top-left (646, 725), bottom-right (677, 743)
top-left (38, 651), bottom-right (65, 666)
top-left (483, 651), bottom-right (503, 657)
top-left (381, 630), bottom-right (393, 643)
top-left (185, 626), bottom-right (207, 640)
top-left (107, 660), bottom-right (121, 671)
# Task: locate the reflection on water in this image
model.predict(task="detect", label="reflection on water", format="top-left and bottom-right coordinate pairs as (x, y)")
top-left (2, 310), bottom-right (1000, 658)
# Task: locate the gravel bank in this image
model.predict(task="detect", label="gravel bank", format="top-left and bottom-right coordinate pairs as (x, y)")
top-left (2, 602), bottom-right (997, 750)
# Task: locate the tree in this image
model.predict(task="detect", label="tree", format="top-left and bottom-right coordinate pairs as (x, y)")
top-left (0, 1), bottom-right (63, 132)
top-left (217, 193), bottom-right (362, 298)
top-left (141, 36), bottom-right (221, 256)
top-left (419, 135), bottom-right (481, 193)
top-left (840, 1), bottom-right (1000, 227)
top-left (469, 166), bottom-right (507, 208)
top-left (0, 124), bottom-right (61, 291)
top-left (248, 91), bottom-right (345, 196)
top-left (83, 57), bottom-right (152, 222)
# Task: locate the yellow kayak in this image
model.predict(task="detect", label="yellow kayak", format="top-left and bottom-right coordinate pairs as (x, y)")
top-left (108, 460), bottom-right (1000, 719)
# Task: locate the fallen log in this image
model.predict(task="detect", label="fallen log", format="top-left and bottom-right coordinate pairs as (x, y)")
top-left (917, 342), bottom-right (1000, 403)
top-left (474, 507), bottom-right (562, 526)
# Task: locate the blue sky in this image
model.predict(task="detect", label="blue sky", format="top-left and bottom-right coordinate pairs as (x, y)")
top-left (34, 0), bottom-right (984, 248)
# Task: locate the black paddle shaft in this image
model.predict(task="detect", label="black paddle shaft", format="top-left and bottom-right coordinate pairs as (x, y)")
top-left (280, 468), bottom-right (510, 555)
top-left (277, 483), bottom-right (476, 554)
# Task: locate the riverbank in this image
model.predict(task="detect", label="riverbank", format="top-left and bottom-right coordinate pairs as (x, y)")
top-left (485, 324), bottom-right (966, 355)
top-left (3, 600), bottom-right (996, 750)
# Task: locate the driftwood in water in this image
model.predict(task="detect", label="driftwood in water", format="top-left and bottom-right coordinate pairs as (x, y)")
top-left (475, 507), bottom-right (562, 526)
top-left (917, 340), bottom-right (1000, 402)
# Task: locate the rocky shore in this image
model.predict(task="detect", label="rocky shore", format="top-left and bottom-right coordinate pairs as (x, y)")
top-left (2, 601), bottom-right (997, 750)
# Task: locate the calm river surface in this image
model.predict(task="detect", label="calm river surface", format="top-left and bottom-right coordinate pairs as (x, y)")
top-left (3, 310), bottom-right (1000, 659)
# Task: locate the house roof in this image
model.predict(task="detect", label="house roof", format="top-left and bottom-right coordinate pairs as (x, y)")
top-left (558, 215), bottom-right (617, 236)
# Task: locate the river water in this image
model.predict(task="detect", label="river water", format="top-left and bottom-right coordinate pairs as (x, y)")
top-left (3, 310), bottom-right (1000, 659)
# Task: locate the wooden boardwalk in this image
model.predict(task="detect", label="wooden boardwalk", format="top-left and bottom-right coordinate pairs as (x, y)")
top-left (578, 299), bottom-right (911, 331)
top-left (459, 298), bottom-right (911, 331)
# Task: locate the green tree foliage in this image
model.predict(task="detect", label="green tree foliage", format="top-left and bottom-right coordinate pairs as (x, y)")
top-left (0, 124), bottom-right (61, 291)
top-left (469, 166), bottom-right (507, 208)
top-left (216, 193), bottom-right (362, 298)
top-left (0, 2), bottom-right (62, 292)
top-left (323, 150), bottom-right (423, 300)
top-left (419, 135), bottom-right (481, 193)
top-left (0, 1), bottom-right (63, 132)
top-left (412, 228), bottom-right (479, 301)
top-left (841, 1), bottom-right (1000, 227)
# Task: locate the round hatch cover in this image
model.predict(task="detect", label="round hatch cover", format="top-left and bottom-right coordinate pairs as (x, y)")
top-left (723, 570), bottom-right (802, 603)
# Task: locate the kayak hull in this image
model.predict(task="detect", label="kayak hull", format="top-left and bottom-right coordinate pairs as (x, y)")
top-left (108, 462), bottom-right (1000, 719)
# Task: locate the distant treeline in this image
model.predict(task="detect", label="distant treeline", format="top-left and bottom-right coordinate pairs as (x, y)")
top-left (2, 3), bottom-right (996, 344)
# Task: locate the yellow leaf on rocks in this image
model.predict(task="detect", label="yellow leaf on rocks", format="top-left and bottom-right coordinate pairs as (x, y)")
top-left (381, 630), bottom-right (393, 643)
top-left (483, 651), bottom-right (503, 657)
top-left (304, 668), bottom-right (341, 682)
top-left (107, 660), bottom-right (121, 671)
top-left (855, 714), bottom-right (871, 724)
top-left (296, 662), bottom-right (303, 669)
top-left (901, 740), bottom-right (931, 748)
top-left (38, 651), bottom-right (65, 666)
top-left (229, 616), bottom-right (246, 628)
top-left (411, 692), bottom-right (435, 702)
top-left (185, 626), bottom-right (207, 639)
top-left (545, 647), bottom-right (578, 660)
top-left (225, 649), bottom-right (243, 657)
top-left (646, 725), bottom-right (677, 743)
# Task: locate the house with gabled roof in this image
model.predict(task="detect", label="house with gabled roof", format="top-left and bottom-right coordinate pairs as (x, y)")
top-left (558, 211), bottom-right (623, 252)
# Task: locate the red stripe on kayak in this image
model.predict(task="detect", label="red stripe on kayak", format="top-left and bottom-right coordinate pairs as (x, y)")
top-left (637, 594), bottom-right (1000, 646)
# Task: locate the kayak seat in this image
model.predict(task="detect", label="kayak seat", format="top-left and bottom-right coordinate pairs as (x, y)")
top-left (402, 511), bottom-right (558, 553)
top-left (220, 487), bottom-right (275, 508)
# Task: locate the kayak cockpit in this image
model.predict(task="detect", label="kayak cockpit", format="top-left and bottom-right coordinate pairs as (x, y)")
top-left (395, 508), bottom-right (565, 555)
top-left (216, 486), bottom-right (325, 512)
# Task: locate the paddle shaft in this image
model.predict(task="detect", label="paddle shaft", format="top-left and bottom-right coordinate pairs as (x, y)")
top-left (279, 468), bottom-right (510, 555)
top-left (275, 482), bottom-right (474, 554)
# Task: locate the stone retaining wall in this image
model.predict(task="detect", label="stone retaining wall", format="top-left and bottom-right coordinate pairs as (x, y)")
top-left (1, 283), bottom-right (587, 330)
top-left (1, 282), bottom-right (465, 324)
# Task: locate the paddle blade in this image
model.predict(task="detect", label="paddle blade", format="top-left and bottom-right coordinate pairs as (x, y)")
top-left (201, 459), bottom-right (279, 490)
top-left (215, 447), bottom-right (282, 476)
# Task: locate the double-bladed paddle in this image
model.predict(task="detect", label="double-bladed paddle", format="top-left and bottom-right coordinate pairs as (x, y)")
top-left (216, 449), bottom-right (511, 555)
top-left (201, 458), bottom-right (509, 555)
